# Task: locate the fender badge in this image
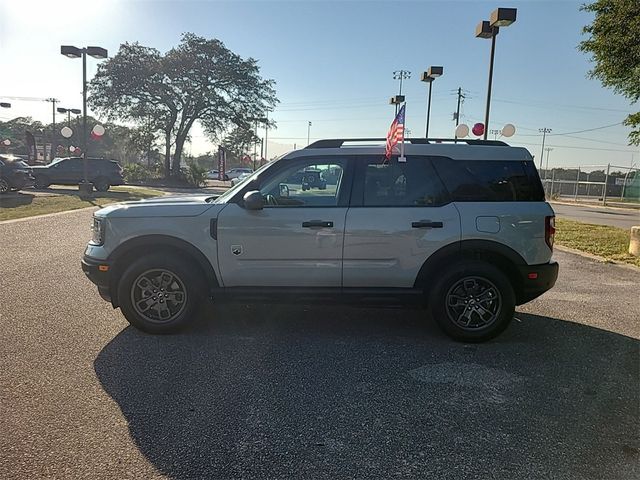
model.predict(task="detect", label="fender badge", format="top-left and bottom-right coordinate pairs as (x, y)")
top-left (231, 245), bottom-right (243, 256)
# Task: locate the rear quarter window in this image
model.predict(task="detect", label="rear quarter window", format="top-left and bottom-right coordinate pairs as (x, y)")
top-left (432, 158), bottom-right (544, 202)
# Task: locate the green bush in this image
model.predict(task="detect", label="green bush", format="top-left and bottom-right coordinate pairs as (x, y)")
top-left (123, 163), bottom-right (160, 183)
top-left (185, 161), bottom-right (208, 187)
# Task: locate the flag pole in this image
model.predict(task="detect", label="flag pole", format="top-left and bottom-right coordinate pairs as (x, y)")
top-left (399, 103), bottom-right (406, 162)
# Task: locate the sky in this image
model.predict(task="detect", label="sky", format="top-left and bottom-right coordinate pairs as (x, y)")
top-left (0, 0), bottom-right (638, 169)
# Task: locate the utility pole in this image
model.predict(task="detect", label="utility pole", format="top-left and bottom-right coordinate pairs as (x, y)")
top-left (307, 121), bottom-right (312, 146)
top-left (539, 128), bottom-right (552, 172)
top-left (264, 111), bottom-right (269, 162)
top-left (454, 87), bottom-right (465, 127)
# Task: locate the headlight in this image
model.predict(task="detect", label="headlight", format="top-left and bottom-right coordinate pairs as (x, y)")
top-left (91, 216), bottom-right (105, 246)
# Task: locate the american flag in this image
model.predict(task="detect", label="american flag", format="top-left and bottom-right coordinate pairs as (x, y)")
top-left (385, 104), bottom-right (405, 160)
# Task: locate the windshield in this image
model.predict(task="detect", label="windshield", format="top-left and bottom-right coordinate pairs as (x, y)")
top-left (211, 158), bottom-right (281, 204)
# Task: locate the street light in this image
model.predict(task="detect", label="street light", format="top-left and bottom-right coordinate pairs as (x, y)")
top-left (307, 121), bottom-right (312, 146)
top-left (57, 107), bottom-right (82, 124)
top-left (475, 7), bottom-right (517, 140)
top-left (0, 102), bottom-right (11, 108)
top-left (61, 45), bottom-right (108, 194)
top-left (420, 66), bottom-right (443, 138)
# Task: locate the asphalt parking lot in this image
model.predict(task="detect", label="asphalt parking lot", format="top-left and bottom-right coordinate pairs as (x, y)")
top-left (1, 208), bottom-right (638, 479)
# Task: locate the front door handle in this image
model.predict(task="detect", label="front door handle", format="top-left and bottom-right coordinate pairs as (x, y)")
top-left (412, 220), bottom-right (443, 229)
top-left (302, 220), bottom-right (334, 228)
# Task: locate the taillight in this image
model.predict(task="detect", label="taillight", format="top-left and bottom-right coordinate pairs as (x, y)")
top-left (545, 216), bottom-right (556, 250)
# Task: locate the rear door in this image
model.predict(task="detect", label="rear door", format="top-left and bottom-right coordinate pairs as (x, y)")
top-left (216, 156), bottom-right (352, 287)
top-left (343, 156), bottom-right (461, 288)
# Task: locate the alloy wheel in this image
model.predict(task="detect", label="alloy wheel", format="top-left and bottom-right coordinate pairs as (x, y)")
top-left (130, 268), bottom-right (188, 323)
top-left (445, 276), bottom-right (502, 330)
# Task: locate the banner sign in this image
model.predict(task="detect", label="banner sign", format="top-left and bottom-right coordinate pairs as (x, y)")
top-left (217, 146), bottom-right (226, 181)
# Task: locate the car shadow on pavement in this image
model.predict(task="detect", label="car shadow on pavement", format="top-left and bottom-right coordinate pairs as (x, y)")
top-left (0, 191), bottom-right (34, 208)
top-left (94, 306), bottom-right (639, 480)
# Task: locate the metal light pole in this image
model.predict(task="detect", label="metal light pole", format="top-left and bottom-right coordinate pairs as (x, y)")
top-left (544, 147), bottom-right (553, 176)
top-left (421, 66), bottom-right (443, 138)
top-left (61, 45), bottom-right (108, 194)
top-left (392, 70), bottom-right (411, 115)
top-left (45, 98), bottom-right (58, 161)
top-left (476, 8), bottom-right (517, 140)
top-left (307, 121), bottom-right (312, 146)
top-left (539, 128), bottom-right (552, 172)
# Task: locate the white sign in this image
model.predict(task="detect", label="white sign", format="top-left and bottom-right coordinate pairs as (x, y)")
top-left (615, 178), bottom-right (633, 186)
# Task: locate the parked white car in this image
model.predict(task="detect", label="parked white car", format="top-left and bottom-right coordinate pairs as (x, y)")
top-left (226, 167), bottom-right (253, 179)
top-left (231, 172), bottom-right (251, 186)
top-left (82, 138), bottom-right (558, 342)
top-left (206, 169), bottom-right (229, 181)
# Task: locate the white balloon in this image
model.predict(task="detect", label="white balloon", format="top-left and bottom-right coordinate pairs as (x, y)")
top-left (69, 145), bottom-right (75, 152)
top-left (501, 123), bottom-right (516, 137)
top-left (92, 124), bottom-right (105, 136)
top-left (455, 123), bottom-right (469, 138)
top-left (3, 139), bottom-right (10, 146)
top-left (61, 126), bottom-right (73, 138)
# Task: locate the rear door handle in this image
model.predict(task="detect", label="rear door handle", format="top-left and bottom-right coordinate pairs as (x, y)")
top-left (302, 220), bottom-right (334, 228)
top-left (412, 221), bottom-right (443, 228)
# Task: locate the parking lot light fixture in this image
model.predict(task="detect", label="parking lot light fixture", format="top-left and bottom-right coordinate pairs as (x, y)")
top-left (0, 102), bottom-right (11, 108)
top-left (421, 66), bottom-right (444, 138)
top-left (60, 45), bottom-right (108, 193)
top-left (476, 7), bottom-right (517, 140)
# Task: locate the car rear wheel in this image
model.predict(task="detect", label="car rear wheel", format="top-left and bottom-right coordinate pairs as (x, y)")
top-left (34, 176), bottom-right (50, 189)
top-left (117, 254), bottom-right (205, 334)
top-left (0, 178), bottom-right (9, 194)
top-left (429, 261), bottom-right (515, 342)
top-left (93, 178), bottom-right (110, 192)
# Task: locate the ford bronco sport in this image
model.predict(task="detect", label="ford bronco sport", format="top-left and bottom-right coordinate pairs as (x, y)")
top-left (82, 138), bottom-right (558, 342)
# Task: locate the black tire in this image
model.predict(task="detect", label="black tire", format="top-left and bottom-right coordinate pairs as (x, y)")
top-left (117, 254), bottom-right (205, 334)
top-left (34, 176), bottom-right (50, 189)
top-left (93, 178), bottom-right (110, 192)
top-left (428, 261), bottom-right (515, 342)
top-left (0, 178), bottom-right (9, 194)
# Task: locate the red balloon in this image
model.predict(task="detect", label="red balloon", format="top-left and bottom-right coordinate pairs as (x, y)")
top-left (90, 132), bottom-right (102, 140)
top-left (472, 123), bottom-right (485, 136)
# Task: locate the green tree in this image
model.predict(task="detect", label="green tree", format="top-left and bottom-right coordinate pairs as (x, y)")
top-left (88, 33), bottom-right (278, 177)
top-left (579, 0), bottom-right (640, 145)
top-left (220, 126), bottom-right (259, 167)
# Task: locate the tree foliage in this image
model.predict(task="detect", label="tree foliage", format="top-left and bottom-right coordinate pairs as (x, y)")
top-left (88, 33), bottom-right (278, 176)
top-left (579, 0), bottom-right (640, 145)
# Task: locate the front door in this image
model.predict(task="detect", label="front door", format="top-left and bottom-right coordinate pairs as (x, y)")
top-left (217, 157), bottom-right (351, 287)
top-left (343, 155), bottom-right (461, 288)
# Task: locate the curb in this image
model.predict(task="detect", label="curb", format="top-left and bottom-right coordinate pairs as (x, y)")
top-left (0, 206), bottom-right (99, 225)
top-left (554, 244), bottom-right (640, 272)
top-left (550, 200), bottom-right (640, 213)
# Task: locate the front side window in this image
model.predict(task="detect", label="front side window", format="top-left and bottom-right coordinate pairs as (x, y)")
top-left (260, 159), bottom-right (345, 207)
top-left (362, 157), bottom-right (449, 207)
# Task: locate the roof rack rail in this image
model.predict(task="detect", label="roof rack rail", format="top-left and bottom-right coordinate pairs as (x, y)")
top-left (305, 138), bottom-right (509, 148)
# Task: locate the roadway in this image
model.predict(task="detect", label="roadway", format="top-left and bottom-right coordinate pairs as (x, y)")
top-left (1, 208), bottom-right (638, 479)
top-left (551, 202), bottom-right (639, 230)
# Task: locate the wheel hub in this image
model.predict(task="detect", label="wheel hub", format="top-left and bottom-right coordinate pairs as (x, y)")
top-left (445, 276), bottom-right (502, 330)
top-left (130, 268), bottom-right (187, 323)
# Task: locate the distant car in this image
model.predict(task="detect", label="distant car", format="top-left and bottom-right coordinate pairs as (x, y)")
top-left (226, 168), bottom-right (253, 180)
top-left (288, 168), bottom-right (327, 190)
top-left (231, 172), bottom-right (252, 186)
top-left (0, 155), bottom-right (35, 194)
top-left (207, 169), bottom-right (229, 181)
top-left (31, 157), bottom-right (124, 191)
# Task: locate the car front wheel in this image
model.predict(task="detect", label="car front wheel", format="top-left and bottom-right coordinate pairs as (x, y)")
top-left (94, 178), bottom-right (110, 192)
top-left (429, 261), bottom-right (515, 342)
top-left (0, 178), bottom-right (9, 194)
top-left (117, 254), bottom-right (205, 334)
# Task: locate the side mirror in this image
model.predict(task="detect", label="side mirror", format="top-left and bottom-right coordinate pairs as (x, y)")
top-left (243, 190), bottom-right (264, 210)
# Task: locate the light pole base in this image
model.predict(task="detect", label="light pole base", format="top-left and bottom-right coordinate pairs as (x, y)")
top-left (78, 182), bottom-right (93, 198)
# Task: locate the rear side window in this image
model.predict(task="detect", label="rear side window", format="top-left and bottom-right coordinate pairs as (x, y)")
top-left (432, 158), bottom-right (544, 202)
top-left (362, 157), bottom-right (450, 207)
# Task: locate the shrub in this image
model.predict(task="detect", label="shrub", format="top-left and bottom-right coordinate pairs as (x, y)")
top-left (185, 161), bottom-right (208, 187)
top-left (123, 163), bottom-right (160, 183)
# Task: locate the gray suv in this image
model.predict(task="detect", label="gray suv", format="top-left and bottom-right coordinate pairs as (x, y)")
top-left (82, 138), bottom-right (558, 342)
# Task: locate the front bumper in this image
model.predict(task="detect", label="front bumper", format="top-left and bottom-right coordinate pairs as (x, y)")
top-left (81, 255), bottom-right (112, 302)
top-left (516, 261), bottom-right (559, 305)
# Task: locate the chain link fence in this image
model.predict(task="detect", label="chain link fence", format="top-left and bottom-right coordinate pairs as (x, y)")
top-left (539, 164), bottom-right (639, 206)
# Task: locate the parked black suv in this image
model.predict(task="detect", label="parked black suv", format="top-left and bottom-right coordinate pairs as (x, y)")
top-left (0, 155), bottom-right (35, 194)
top-left (31, 157), bottom-right (124, 191)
